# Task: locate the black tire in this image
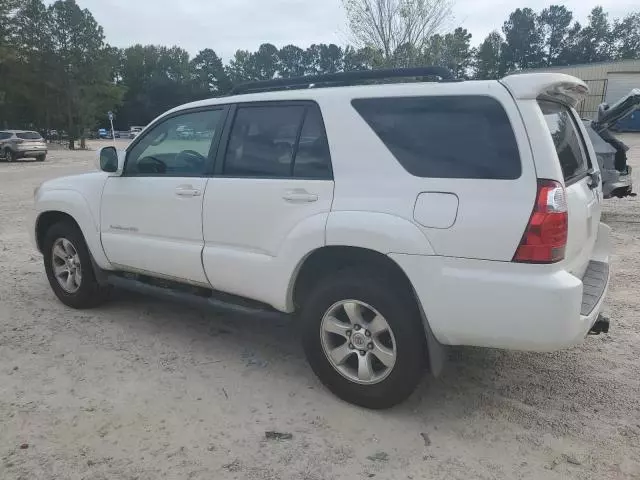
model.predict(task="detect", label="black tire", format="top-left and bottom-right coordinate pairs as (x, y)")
top-left (43, 221), bottom-right (111, 309)
top-left (36, 154), bottom-right (46, 162)
top-left (301, 268), bottom-right (427, 409)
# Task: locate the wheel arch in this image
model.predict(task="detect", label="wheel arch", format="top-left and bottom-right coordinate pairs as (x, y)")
top-left (36, 211), bottom-right (81, 253)
top-left (291, 245), bottom-right (445, 376)
top-left (291, 246), bottom-right (413, 310)
top-left (34, 189), bottom-right (112, 270)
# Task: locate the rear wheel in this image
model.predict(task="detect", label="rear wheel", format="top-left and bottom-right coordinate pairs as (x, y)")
top-left (301, 268), bottom-right (427, 409)
top-left (36, 154), bottom-right (46, 162)
top-left (43, 222), bottom-right (111, 309)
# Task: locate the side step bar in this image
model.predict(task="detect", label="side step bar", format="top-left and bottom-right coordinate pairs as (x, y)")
top-left (106, 273), bottom-right (285, 320)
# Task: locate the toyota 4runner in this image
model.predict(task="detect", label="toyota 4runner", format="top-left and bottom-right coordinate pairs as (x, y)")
top-left (32, 67), bottom-right (612, 408)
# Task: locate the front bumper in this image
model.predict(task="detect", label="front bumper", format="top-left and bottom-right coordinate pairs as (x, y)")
top-left (390, 223), bottom-right (611, 352)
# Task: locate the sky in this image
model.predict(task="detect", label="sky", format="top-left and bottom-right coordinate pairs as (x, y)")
top-left (63, 0), bottom-right (639, 59)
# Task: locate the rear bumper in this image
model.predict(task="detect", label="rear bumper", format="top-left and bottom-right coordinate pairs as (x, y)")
top-left (14, 148), bottom-right (47, 158)
top-left (390, 222), bottom-right (611, 352)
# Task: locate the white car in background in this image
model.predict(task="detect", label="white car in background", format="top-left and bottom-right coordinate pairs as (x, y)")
top-left (128, 126), bottom-right (144, 139)
top-left (31, 68), bottom-right (612, 409)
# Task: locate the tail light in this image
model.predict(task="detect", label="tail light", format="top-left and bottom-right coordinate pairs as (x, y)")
top-left (513, 179), bottom-right (568, 263)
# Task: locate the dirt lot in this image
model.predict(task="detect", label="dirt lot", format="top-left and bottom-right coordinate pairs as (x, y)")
top-left (1, 137), bottom-right (639, 480)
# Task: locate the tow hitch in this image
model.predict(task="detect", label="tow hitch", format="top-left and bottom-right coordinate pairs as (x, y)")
top-left (589, 314), bottom-right (610, 335)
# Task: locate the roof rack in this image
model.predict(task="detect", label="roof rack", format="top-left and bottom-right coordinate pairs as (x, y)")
top-left (231, 66), bottom-right (456, 95)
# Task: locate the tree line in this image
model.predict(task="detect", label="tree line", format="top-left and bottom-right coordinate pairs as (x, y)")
top-left (1, 0), bottom-right (639, 146)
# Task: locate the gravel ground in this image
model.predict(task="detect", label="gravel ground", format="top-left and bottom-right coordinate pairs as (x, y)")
top-left (1, 137), bottom-right (639, 480)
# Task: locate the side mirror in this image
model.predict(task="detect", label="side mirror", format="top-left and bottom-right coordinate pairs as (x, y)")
top-left (98, 146), bottom-right (120, 173)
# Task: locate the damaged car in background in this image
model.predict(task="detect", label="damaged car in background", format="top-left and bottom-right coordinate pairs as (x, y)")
top-left (585, 88), bottom-right (639, 199)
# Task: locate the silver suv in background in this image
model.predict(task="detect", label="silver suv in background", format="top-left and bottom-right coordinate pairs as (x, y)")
top-left (0, 130), bottom-right (47, 162)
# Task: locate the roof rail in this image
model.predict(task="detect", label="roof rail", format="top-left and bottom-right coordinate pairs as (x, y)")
top-left (231, 66), bottom-right (456, 95)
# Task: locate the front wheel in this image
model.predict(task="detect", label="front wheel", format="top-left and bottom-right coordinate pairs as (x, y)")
top-left (301, 268), bottom-right (427, 409)
top-left (43, 222), bottom-right (111, 309)
top-left (36, 154), bottom-right (46, 162)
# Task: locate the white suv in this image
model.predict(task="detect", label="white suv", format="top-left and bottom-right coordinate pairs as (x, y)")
top-left (32, 68), bottom-right (611, 408)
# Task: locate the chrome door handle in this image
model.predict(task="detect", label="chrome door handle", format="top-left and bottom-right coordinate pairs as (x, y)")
top-left (175, 186), bottom-right (201, 197)
top-left (283, 190), bottom-right (318, 203)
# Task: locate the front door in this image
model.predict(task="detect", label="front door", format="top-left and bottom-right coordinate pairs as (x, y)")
top-left (101, 107), bottom-right (227, 285)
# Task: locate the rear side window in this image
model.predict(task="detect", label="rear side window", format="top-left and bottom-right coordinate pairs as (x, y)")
top-left (16, 132), bottom-right (42, 140)
top-left (351, 96), bottom-right (521, 179)
top-left (0, 132), bottom-right (11, 140)
top-left (223, 103), bottom-right (332, 179)
top-left (538, 101), bottom-right (591, 183)
top-left (293, 105), bottom-right (332, 179)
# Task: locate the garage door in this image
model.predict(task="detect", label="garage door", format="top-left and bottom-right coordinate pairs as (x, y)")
top-left (605, 72), bottom-right (640, 104)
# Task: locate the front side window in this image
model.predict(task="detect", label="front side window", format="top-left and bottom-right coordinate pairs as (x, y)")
top-left (538, 101), bottom-right (591, 183)
top-left (0, 132), bottom-right (11, 140)
top-left (125, 109), bottom-right (224, 176)
top-left (352, 95), bottom-right (522, 180)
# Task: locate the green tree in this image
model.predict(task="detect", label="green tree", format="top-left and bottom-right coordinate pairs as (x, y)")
top-left (501, 8), bottom-right (544, 71)
top-left (47, 0), bottom-right (123, 147)
top-left (117, 44), bottom-right (192, 128)
top-left (304, 43), bottom-right (344, 74)
top-left (226, 44), bottom-right (279, 83)
top-left (556, 21), bottom-right (583, 65)
top-left (570, 7), bottom-right (614, 63)
top-left (190, 48), bottom-right (231, 98)
top-left (226, 49), bottom-right (254, 83)
top-left (539, 5), bottom-right (573, 66)
top-left (613, 13), bottom-right (640, 60)
top-left (474, 31), bottom-right (504, 79)
top-left (391, 42), bottom-right (420, 68)
top-left (278, 44), bottom-right (306, 77)
top-left (343, 45), bottom-right (384, 71)
top-left (423, 27), bottom-right (473, 78)
top-left (252, 43), bottom-right (279, 80)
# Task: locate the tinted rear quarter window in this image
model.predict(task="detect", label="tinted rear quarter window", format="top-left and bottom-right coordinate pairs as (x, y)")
top-left (352, 96), bottom-right (521, 179)
top-left (17, 132), bottom-right (42, 140)
top-left (538, 101), bottom-right (590, 183)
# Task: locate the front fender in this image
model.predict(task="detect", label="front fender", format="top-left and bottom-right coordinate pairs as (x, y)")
top-left (34, 189), bottom-right (112, 270)
top-left (326, 211), bottom-right (435, 255)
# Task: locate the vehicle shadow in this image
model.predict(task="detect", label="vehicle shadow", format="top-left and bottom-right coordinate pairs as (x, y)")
top-left (99, 289), bottom-right (620, 427)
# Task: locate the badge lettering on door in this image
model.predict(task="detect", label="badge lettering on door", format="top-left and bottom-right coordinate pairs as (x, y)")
top-left (110, 225), bottom-right (139, 232)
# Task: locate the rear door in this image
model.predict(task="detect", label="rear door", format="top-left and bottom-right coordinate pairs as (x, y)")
top-left (201, 101), bottom-right (334, 304)
top-left (538, 100), bottom-right (602, 277)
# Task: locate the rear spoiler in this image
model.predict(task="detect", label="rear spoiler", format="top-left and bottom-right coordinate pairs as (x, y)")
top-left (500, 73), bottom-right (589, 108)
top-left (592, 88), bottom-right (640, 132)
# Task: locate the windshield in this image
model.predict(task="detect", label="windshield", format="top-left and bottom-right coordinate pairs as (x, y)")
top-left (17, 132), bottom-right (42, 140)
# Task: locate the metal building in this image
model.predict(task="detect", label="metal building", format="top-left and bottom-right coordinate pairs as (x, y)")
top-left (534, 59), bottom-right (640, 130)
